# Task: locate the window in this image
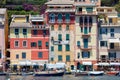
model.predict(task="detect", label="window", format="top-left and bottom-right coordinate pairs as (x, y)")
top-left (51, 46), bottom-right (54, 51)
top-left (38, 41), bottom-right (42, 47)
top-left (86, 7), bottom-right (93, 12)
top-left (22, 52), bottom-right (26, 59)
top-left (49, 14), bottom-right (55, 23)
top-left (100, 28), bottom-right (107, 34)
top-left (71, 65), bottom-right (74, 70)
top-left (77, 41), bottom-right (80, 47)
top-left (66, 34), bottom-right (70, 40)
top-left (51, 57), bottom-right (54, 61)
top-left (82, 52), bottom-right (90, 58)
top-left (46, 42), bottom-right (49, 47)
top-left (81, 27), bottom-right (83, 32)
top-left (109, 52), bottom-right (116, 59)
top-left (38, 52), bottom-right (42, 58)
top-left (58, 25), bottom-right (62, 30)
top-left (66, 55), bottom-right (70, 61)
top-left (15, 29), bottom-right (19, 35)
top-left (89, 27), bottom-right (91, 32)
top-left (78, 7), bottom-right (82, 12)
top-left (65, 13), bottom-right (70, 22)
top-left (23, 41), bottom-right (27, 47)
top-left (31, 42), bottom-right (37, 47)
top-left (109, 18), bottom-right (112, 23)
top-left (66, 44), bottom-right (70, 51)
top-left (16, 54), bottom-right (19, 59)
top-left (66, 25), bottom-right (69, 30)
top-left (58, 55), bottom-right (62, 61)
top-left (110, 43), bottom-right (114, 49)
top-left (0, 50), bottom-right (1, 58)
top-left (58, 34), bottom-right (62, 41)
top-left (33, 30), bottom-right (37, 35)
top-left (58, 13), bottom-right (62, 22)
top-left (15, 41), bottom-right (19, 47)
top-left (23, 29), bottom-right (27, 35)
top-left (58, 45), bottom-right (62, 51)
top-left (100, 41), bottom-right (107, 47)
top-left (77, 52), bottom-right (80, 59)
top-left (51, 25), bottom-right (54, 30)
top-left (110, 28), bottom-right (114, 37)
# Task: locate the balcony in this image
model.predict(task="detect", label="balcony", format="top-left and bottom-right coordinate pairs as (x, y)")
top-left (46, 8), bottom-right (75, 12)
top-left (80, 45), bottom-right (92, 51)
top-left (76, 11), bottom-right (97, 15)
top-left (53, 40), bottom-right (69, 45)
top-left (108, 46), bottom-right (120, 51)
top-left (82, 33), bottom-right (91, 38)
top-left (98, 58), bottom-right (120, 63)
top-left (65, 19), bottom-right (70, 23)
top-left (32, 25), bottom-right (49, 30)
top-left (57, 19), bottom-right (63, 23)
top-left (49, 20), bottom-right (55, 23)
top-left (100, 23), bottom-right (120, 27)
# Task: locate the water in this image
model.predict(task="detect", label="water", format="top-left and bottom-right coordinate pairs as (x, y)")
top-left (0, 75), bottom-right (119, 80)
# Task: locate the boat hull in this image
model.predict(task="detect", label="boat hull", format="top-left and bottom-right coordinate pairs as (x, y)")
top-left (88, 71), bottom-right (104, 76)
top-left (75, 72), bottom-right (88, 76)
top-left (34, 71), bottom-right (64, 77)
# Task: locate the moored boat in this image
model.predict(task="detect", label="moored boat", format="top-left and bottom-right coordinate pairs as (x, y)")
top-left (88, 71), bottom-right (104, 76)
top-left (106, 71), bottom-right (119, 76)
top-left (75, 71), bottom-right (88, 76)
top-left (0, 72), bottom-right (6, 76)
top-left (33, 71), bottom-right (64, 77)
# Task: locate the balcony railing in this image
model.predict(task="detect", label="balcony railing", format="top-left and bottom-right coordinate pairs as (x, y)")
top-left (108, 46), bottom-right (120, 51)
top-left (101, 23), bottom-right (120, 27)
top-left (57, 19), bottom-right (63, 23)
top-left (53, 40), bottom-right (69, 45)
top-left (82, 33), bottom-right (91, 38)
top-left (49, 20), bottom-right (55, 23)
top-left (46, 8), bottom-right (75, 12)
top-left (32, 25), bottom-right (49, 29)
top-left (80, 45), bottom-right (92, 50)
top-left (98, 58), bottom-right (120, 62)
top-left (76, 11), bottom-right (97, 15)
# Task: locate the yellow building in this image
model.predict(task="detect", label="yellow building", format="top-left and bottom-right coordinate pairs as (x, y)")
top-left (75, 0), bottom-right (100, 71)
top-left (45, 0), bottom-right (75, 70)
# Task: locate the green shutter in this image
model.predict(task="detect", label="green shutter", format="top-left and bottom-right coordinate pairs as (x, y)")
top-left (38, 52), bottom-right (42, 58)
top-left (66, 55), bottom-right (70, 61)
top-left (58, 55), bottom-right (62, 61)
top-left (46, 42), bottom-right (49, 46)
top-left (66, 45), bottom-right (70, 51)
top-left (86, 7), bottom-right (93, 12)
top-left (66, 25), bottom-right (69, 30)
top-left (66, 34), bottom-right (69, 40)
top-left (77, 41), bottom-right (80, 46)
top-left (51, 25), bottom-right (54, 30)
top-left (58, 25), bottom-right (62, 30)
top-left (38, 41), bottom-right (42, 47)
top-left (58, 45), bottom-right (62, 51)
top-left (58, 34), bottom-right (62, 41)
top-left (51, 57), bottom-right (54, 61)
top-left (51, 46), bottom-right (54, 51)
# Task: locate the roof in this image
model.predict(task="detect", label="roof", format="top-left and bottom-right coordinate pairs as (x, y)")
top-left (10, 22), bottom-right (31, 28)
top-left (45, 0), bottom-right (74, 5)
top-left (0, 8), bottom-right (6, 14)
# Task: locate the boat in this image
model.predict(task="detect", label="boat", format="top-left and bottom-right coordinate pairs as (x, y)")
top-left (115, 71), bottom-right (120, 76)
top-left (75, 71), bottom-right (88, 76)
top-left (0, 72), bottom-right (6, 76)
top-left (88, 71), bottom-right (104, 76)
top-left (33, 71), bottom-right (64, 77)
top-left (106, 71), bottom-right (119, 76)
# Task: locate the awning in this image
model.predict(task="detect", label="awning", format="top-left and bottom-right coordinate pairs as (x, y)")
top-left (108, 16), bottom-right (117, 18)
top-left (82, 62), bottom-right (92, 65)
top-left (110, 63), bottom-right (120, 66)
top-left (109, 38), bottom-right (120, 43)
top-left (98, 63), bottom-right (110, 66)
top-left (19, 61), bottom-right (32, 66)
top-left (47, 63), bottom-right (66, 69)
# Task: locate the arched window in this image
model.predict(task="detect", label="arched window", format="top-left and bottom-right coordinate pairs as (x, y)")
top-left (49, 13), bottom-right (55, 22)
top-left (65, 13), bottom-right (70, 22)
top-left (58, 13), bottom-right (62, 22)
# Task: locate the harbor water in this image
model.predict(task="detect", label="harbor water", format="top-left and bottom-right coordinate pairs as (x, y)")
top-left (0, 75), bottom-right (120, 80)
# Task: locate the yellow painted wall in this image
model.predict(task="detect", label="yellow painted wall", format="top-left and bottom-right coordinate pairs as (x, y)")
top-left (13, 17), bottom-right (26, 22)
top-left (10, 28), bottom-right (31, 38)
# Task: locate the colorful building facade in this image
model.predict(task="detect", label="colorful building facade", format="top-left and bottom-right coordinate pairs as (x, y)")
top-left (45, 0), bottom-right (75, 70)
top-left (0, 8), bottom-right (8, 71)
top-left (97, 7), bottom-right (120, 70)
top-left (74, 0), bottom-right (100, 71)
